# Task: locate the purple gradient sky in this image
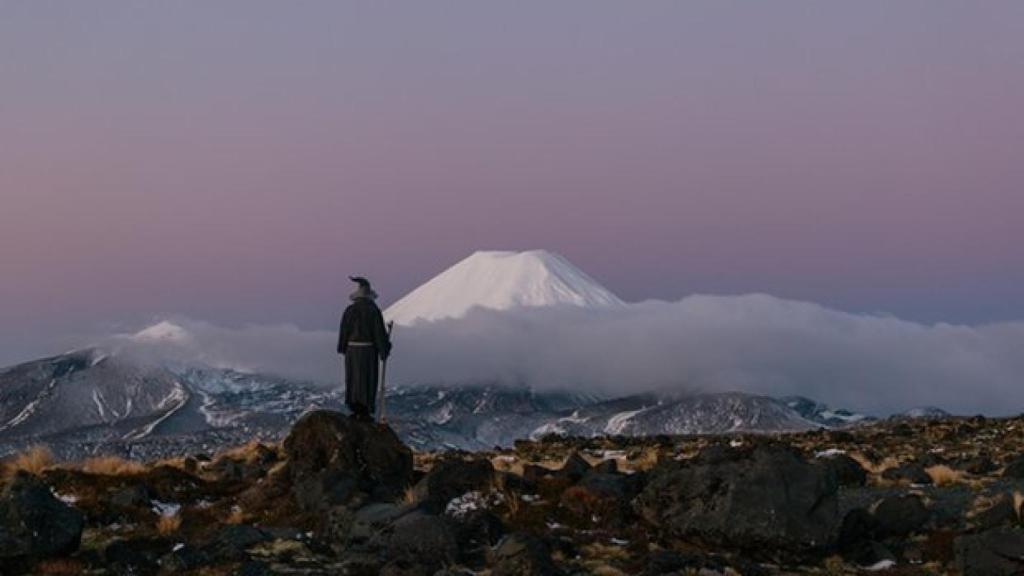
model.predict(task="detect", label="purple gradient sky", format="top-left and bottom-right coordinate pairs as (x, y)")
top-left (2, 2), bottom-right (1023, 365)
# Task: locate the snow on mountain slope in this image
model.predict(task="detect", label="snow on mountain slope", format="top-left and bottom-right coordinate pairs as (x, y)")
top-left (131, 321), bottom-right (193, 344)
top-left (385, 250), bottom-right (624, 325)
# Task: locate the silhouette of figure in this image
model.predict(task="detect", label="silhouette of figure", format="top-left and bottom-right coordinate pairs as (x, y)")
top-left (338, 276), bottom-right (392, 421)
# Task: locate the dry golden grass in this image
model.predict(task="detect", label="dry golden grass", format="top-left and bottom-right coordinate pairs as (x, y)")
top-left (502, 488), bottom-right (522, 517)
top-left (225, 506), bottom-right (246, 525)
top-left (2, 445), bottom-right (55, 477)
top-left (580, 542), bottom-right (630, 562)
top-left (153, 455), bottom-right (191, 472)
top-left (1014, 491), bottom-right (1023, 519)
top-left (926, 464), bottom-right (966, 486)
top-left (585, 565), bottom-right (626, 576)
top-left (621, 447), bottom-right (661, 472)
top-left (156, 513), bottom-right (182, 535)
top-left (78, 455), bottom-right (147, 476)
top-left (850, 452), bottom-right (900, 478)
top-left (402, 485), bottom-right (420, 505)
top-left (491, 454), bottom-right (521, 474)
top-left (34, 559), bottom-right (84, 575)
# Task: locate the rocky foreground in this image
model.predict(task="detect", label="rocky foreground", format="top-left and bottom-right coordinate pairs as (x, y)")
top-left (3, 413), bottom-right (1024, 575)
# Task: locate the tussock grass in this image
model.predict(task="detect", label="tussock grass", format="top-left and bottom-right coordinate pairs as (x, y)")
top-left (850, 452), bottom-right (900, 480)
top-left (79, 456), bottom-right (147, 476)
top-left (585, 565), bottom-right (627, 576)
top-left (502, 487), bottom-right (522, 517)
top-left (925, 464), bottom-right (966, 486)
top-left (225, 506), bottom-right (246, 525)
top-left (402, 485), bottom-right (420, 505)
top-left (156, 513), bottom-right (182, 535)
top-left (491, 454), bottom-right (522, 475)
top-left (1014, 491), bottom-right (1023, 519)
top-left (2, 445), bottom-right (55, 477)
top-left (33, 559), bottom-right (84, 575)
top-left (621, 447), bottom-right (660, 472)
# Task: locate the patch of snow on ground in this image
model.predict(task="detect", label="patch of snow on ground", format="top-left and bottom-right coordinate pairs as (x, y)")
top-left (864, 560), bottom-right (896, 571)
top-left (52, 489), bottom-right (78, 504)
top-left (152, 500), bottom-right (181, 517)
top-left (445, 491), bottom-right (505, 519)
top-left (815, 448), bottom-right (847, 458)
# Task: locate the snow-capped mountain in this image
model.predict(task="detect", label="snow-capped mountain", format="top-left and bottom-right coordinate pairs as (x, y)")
top-left (385, 250), bottom-right (624, 325)
top-left (782, 396), bottom-right (874, 427)
top-left (0, 341), bottom-right (883, 459)
top-left (0, 346), bottom-right (338, 460)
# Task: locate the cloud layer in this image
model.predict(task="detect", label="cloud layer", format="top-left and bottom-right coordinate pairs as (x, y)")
top-left (105, 294), bottom-right (1024, 417)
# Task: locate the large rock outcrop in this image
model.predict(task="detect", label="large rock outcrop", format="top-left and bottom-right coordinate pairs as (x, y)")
top-left (635, 444), bottom-right (839, 558)
top-left (955, 527), bottom-right (1024, 576)
top-left (282, 410), bottom-right (414, 511)
top-left (0, 472), bottom-right (84, 559)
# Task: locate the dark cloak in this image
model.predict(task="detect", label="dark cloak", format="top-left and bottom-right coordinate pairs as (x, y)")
top-left (338, 297), bottom-right (392, 414)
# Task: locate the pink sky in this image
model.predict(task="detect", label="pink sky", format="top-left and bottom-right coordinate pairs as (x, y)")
top-left (1, 2), bottom-right (1023, 364)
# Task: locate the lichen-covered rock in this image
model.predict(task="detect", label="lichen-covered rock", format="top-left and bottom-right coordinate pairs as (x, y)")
top-left (955, 527), bottom-right (1024, 576)
top-left (413, 457), bottom-right (495, 512)
top-left (873, 494), bottom-right (929, 538)
top-left (379, 511), bottom-right (458, 571)
top-left (635, 445), bottom-right (839, 557)
top-left (818, 453), bottom-right (867, 487)
top-left (282, 410), bottom-right (413, 510)
top-left (490, 532), bottom-right (560, 576)
top-left (0, 472), bottom-right (84, 559)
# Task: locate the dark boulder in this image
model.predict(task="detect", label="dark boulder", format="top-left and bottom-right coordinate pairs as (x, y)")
top-left (882, 463), bottom-right (932, 485)
top-left (379, 511), bottom-right (458, 572)
top-left (837, 508), bottom-right (880, 552)
top-left (641, 550), bottom-right (726, 575)
top-left (158, 544), bottom-right (210, 572)
top-left (103, 537), bottom-right (169, 576)
top-left (109, 483), bottom-right (153, 509)
top-left (414, 458), bottom-right (495, 512)
top-left (346, 502), bottom-right (408, 547)
top-left (522, 464), bottom-right (553, 485)
top-left (237, 561), bottom-right (274, 576)
top-left (818, 454), bottom-right (867, 487)
top-left (282, 410), bottom-right (414, 510)
top-left (0, 472), bottom-right (85, 559)
top-left (201, 524), bottom-right (273, 562)
top-left (955, 527), bottom-right (1024, 576)
top-left (640, 549), bottom-right (771, 576)
top-left (972, 493), bottom-right (1020, 531)
top-left (555, 452), bottom-right (591, 483)
top-left (873, 494), bottom-right (929, 538)
top-left (1002, 456), bottom-right (1024, 479)
top-left (635, 445), bottom-right (839, 557)
top-left (836, 509), bottom-right (896, 568)
top-left (449, 508), bottom-right (504, 568)
top-left (960, 454), bottom-right (997, 475)
top-left (490, 532), bottom-right (560, 576)
top-left (578, 469), bottom-right (643, 500)
top-left (560, 470), bottom-right (642, 528)
top-left (380, 557), bottom-right (432, 576)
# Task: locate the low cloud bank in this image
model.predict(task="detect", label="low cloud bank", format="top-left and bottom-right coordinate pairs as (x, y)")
top-left (105, 294), bottom-right (1024, 416)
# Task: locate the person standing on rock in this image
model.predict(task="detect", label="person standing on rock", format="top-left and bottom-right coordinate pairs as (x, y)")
top-left (338, 276), bottom-right (392, 421)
